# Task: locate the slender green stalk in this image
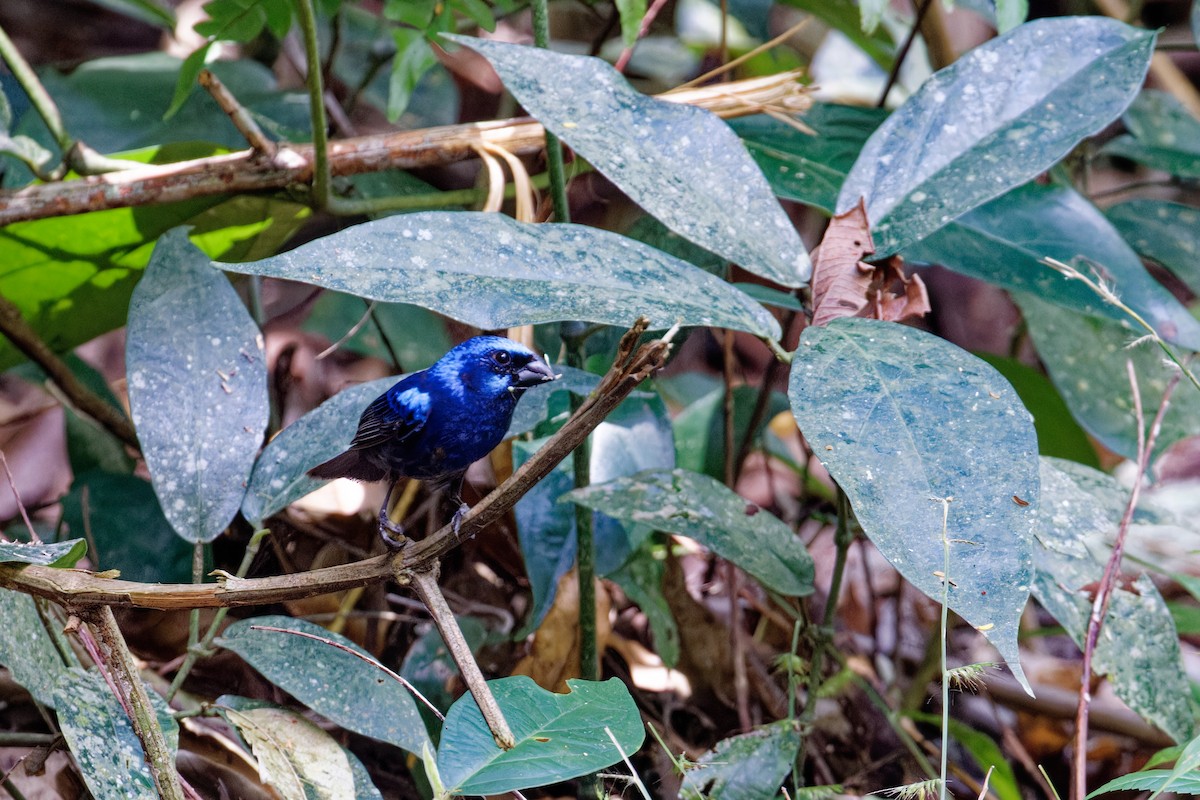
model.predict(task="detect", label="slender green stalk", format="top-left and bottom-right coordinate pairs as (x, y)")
top-left (566, 338), bottom-right (598, 681)
top-left (166, 530), bottom-right (269, 702)
top-left (0, 24), bottom-right (68, 152)
top-left (529, 0), bottom-right (570, 222)
top-left (293, 0), bottom-right (332, 210)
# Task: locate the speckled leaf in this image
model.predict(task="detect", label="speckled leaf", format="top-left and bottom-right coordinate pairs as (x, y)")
top-left (1016, 293), bottom-right (1200, 462)
top-left (0, 538), bottom-right (86, 567)
top-left (681, 720), bottom-right (802, 800)
top-left (242, 376), bottom-right (396, 526)
top-left (1034, 458), bottom-right (1194, 742)
top-left (225, 213), bottom-right (781, 340)
top-left (904, 182), bottom-right (1200, 351)
top-left (1101, 90), bottom-right (1200, 178)
top-left (54, 667), bottom-right (179, 800)
top-left (730, 105), bottom-right (889, 214)
top-left (221, 702), bottom-right (355, 800)
top-left (1106, 200), bottom-right (1200, 296)
top-left (438, 676), bottom-right (644, 795)
top-left (216, 616), bottom-right (431, 756)
top-left (507, 365), bottom-right (598, 438)
top-left (564, 468), bottom-right (814, 596)
top-left (0, 589), bottom-right (76, 707)
top-left (788, 318), bottom-right (1038, 691)
top-left (126, 228), bottom-right (268, 542)
top-left (443, 36), bottom-right (810, 287)
top-left (837, 17), bottom-right (1155, 257)
top-left (1193, 0), bottom-right (1200, 48)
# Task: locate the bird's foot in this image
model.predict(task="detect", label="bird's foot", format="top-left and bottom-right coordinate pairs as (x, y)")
top-left (451, 502), bottom-right (470, 540)
top-left (378, 507), bottom-right (408, 550)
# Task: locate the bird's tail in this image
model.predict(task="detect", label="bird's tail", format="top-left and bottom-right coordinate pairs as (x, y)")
top-left (308, 450), bottom-right (389, 482)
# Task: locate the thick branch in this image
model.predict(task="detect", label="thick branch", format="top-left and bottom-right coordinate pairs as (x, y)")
top-left (0, 73), bottom-right (809, 227)
top-left (0, 320), bottom-right (669, 611)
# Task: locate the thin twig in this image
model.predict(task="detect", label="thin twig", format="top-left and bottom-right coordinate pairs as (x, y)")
top-left (613, 0), bottom-right (673, 73)
top-left (0, 450), bottom-right (40, 543)
top-left (198, 70), bottom-right (276, 156)
top-left (876, 0), bottom-right (936, 108)
top-left (1070, 360), bottom-right (1183, 800)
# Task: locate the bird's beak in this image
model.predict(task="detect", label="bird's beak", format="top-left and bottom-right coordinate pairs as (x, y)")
top-left (514, 357), bottom-right (559, 389)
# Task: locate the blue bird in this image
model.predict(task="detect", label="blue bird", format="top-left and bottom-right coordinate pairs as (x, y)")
top-left (309, 336), bottom-right (558, 544)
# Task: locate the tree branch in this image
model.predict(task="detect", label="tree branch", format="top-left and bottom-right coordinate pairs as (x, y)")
top-left (0, 73), bottom-right (810, 227)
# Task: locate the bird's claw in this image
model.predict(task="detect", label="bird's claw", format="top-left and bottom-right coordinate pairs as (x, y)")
top-left (451, 502), bottom-right (470, 540)
top-left (378, 507), bottom-right (408, 550)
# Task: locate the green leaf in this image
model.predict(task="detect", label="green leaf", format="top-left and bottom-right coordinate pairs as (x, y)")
top-left (774, 0), bottom-right (895, 68)
top-left (730, 105), bottom-right (889, 214)
top-left (1145, 733), bottom-right (1200, 799)
top-left (1194, 0), bottom-right (1200, 49)
top-left (1090, 770), bottom-right (1200, 797)
top-left (166, 44), bottom-right (213, 120)
top-left (789, 318), bottom-right (1037, 691)
top-left (0, 539), bottom-right (87, 567)
top-left (838, 17), bottom-right (1155, 257)
top-left (0, 132), bottom-right (56, 174)
top-left (858, 0), bottom-right (887, 33)
top-left (54, 667), bottom-right (178, 800)
top-left (242, 376), bottom-right (395, 526)
top-left (615, 0), bottom-right (648, 47)
top-left (974, 354), bottom-right (1098, 468)
top-left (60, 472), bottom-right (193, 583)
top-left (904, 182), bottom-right (1200, 351)
top-left (1033, 458), bottom-right (1195, 743)
top-left (1106, 199), bottom-right (1200, 296)
top-left (673, 386), bottom-right (790, 480)
top-left (220, 701), bottom-right (356, 800)
top-left (224, 212), bottom-right (782, 339)
top-left (1015, 293), bottom-right (1200, 462)
top-left (388, 29), bottom-right (439, 122)
top-left (194, 0), bottom-right (269, 40)
top-left (399, 617), bottom-right (488, 716)
top-left (216, 616), bottom-right (433, 756)
top-left (443, 35), bottom-right (811, 288)
top-left (607, 539), bottom-right (679, 667)
top-left (187, 195), bottom-right (311, 262)
top-left (89, 0), bottom-right (176, 27)
top-left (126, 229), bottom-right (268, 542)
top-left (0, 589), bottom-right (76, 706)
top-left (681, 720), bottom-right (802, 800)
top-left (437, 676), bottom-right (645, 795)
top-left (1102, 90), bottom-right (1200, 178)
top-left (906, 712), bottom-right (1021, 800)
top-left (1103, 135), bottom-right (1200, 178)
top-left (303, 293), bottom-right (452, 371)
top-left (564, 468), bottom-right (815, 596)
top-left (995, 0), bottom-right (1028, 33)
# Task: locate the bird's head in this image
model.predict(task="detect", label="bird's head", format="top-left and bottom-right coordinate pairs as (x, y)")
top-left (438, 336), bottom-right (558, 401)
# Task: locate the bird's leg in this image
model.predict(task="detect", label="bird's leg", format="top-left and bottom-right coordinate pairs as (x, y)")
top-left (446, 476), bottom-right (470, 540)
top-left (377, 481), bottom-right (407, 549)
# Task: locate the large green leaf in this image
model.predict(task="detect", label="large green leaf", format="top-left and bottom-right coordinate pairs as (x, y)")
top-left (837, 17), bottom-right (1155, 257)
top-left (224, 213), bottom-right (781, 339)
top-left (216, 616), bottom-right (432, 756)
top-left (1106, 199), bottom-right (1200, 295)
top-left (564, 468), bottom-right (814, 596)
top-left (53, 668), bottom-right (179, 800)
top-left (730, 105), bottom-right (889, 214)
top-left (681, 720), bottom-right (802, 799)
top-left (443, 36), bottom-right (811, 287)
top-left (437, 676), bottom-right (644, 795)
top-left (1034, 459), bottom-right (1194, 742)
top-left (1016, 293), bottom-right (1200, 462)
top-left (673, 385), bottom-right (790, 480)
top-left (126, 229), bottom-right (268, 542)
top-left (1101, 90), bottom-right (1200, 178)
top-left (904, 182), bottom-right (1200, 350)
top-left (0, 589), bottom-right (76, 707)
top-left (0, 539), bottom-right (86, 567)
top-left (788, 318), bottom-right (1037, 690)
top-left (774, 0), bottom-right (895, 68)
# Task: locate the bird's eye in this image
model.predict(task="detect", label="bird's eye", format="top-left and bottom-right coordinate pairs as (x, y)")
top-left (492, 351), bottom-right (512, 366)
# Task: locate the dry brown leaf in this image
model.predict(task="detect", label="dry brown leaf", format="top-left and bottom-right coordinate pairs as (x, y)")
top-left (810, 198), bottom-right (930, 326)
top-left (511, 569), bottom-right (612, 692)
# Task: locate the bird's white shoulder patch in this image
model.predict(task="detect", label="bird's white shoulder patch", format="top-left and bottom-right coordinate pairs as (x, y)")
top-left (391, 386), bottom-right (432, 423)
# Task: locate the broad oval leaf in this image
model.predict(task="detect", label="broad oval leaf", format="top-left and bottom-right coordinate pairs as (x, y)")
top-left (1034, 458), bottom-right (1194, 742)
top-left (1106, 199), bottom-right (1200, 296)
top-left (788, 318), bottom-right (1037, 690)
top-left (216, 616), bottom-right (432, 757)
top-left (224, 212), bottom-right (781, 340)
top-left (1103, 89), bottom-right (1200, 179)
top-left (127, 228), bottom-right (268, 542)
top-left (443, 36), bottom-right (810, 287)
top-left (54, 667), bottom-right (179, 800)
top-left (0, 539), bottom-right (86, 567)
top-left (1015, 294), bottom-right (1200, 462)
top-left (904, 182), bottom-right (1200, 351)
top-left (681, 720), bottom-right (802, 800)
top-left (0, 589), bottom-right (77, 707)
top-left (837, 17), bottom-right (1155, 257)
top-left (242, 376), bottom-right (396, 526)
top-left (437, 676), bottom-right (644, 795)
top-left (564, 468), bottom-right (814, 596)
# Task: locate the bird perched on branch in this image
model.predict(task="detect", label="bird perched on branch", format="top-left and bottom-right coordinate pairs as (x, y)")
top-left (309, 336), bottom-right (558, 546)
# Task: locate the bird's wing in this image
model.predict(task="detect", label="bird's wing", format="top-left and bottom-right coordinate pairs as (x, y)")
top-left (346, 382), bottom-right (432, 450)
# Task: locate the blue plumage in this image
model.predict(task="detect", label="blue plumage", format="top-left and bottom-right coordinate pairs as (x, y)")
top-left (309, 336), bottom-right (557, 541)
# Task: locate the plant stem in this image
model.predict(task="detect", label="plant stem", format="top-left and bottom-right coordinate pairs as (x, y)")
top-left (0, 24), bottom-right (69, 152)
top-left (82, 605), bottom-right (184, 800)
top-left (529, 0), bottom-right (570, 222)
top-left (876, 0), bottom-right (937, 107)
top-left (565, 336), bottom-right (598, 681)
top-left (293, 0), bottom-right (332, 210)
